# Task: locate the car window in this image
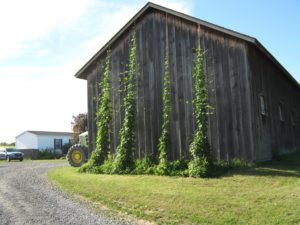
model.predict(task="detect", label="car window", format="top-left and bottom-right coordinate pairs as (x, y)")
top-left (6, 149), bottom-right (15, 152)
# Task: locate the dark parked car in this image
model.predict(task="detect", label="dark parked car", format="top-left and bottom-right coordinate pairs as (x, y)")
top-left (0, 148), bottom-right (24, 162)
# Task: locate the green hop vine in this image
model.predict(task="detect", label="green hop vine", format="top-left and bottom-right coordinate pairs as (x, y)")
top-left (89, 49), bottom-right (112, 167)
top-left (188, 42), bottom-right (211, 177)
top-left (113, 31), bottom-right (137, 173)
top-left (157, 45), bottom-right (171, 175)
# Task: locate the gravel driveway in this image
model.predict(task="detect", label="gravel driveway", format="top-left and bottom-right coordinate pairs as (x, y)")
top-left (0, 161), bottom-right (134, 225)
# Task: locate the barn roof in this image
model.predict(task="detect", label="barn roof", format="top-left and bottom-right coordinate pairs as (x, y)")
top-left (75, 2), bottom-right (299, 89)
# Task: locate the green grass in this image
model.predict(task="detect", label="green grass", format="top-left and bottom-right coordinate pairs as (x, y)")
top-left (25, 159), bottom-right (66, 163)
top-left (48, 152), bottom-right (300, 225)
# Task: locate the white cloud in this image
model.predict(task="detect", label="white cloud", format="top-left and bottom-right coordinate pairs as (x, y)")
top-left (80, 0), bottom-right (193, 61)
top-left (0, 61), bottom-right (87, 142)
top-left (0, 0), bottom-right (194, 142)
top-left (36, 49), bottom-right (51, 57)
top-left (0, 0), bottom-right (192, 60)
top-left (79, 3), bottom-right (139, 56)
top-left (151, 0), bottom-right (192, 14)
top-left (0, 0), bottom-right (89, 60)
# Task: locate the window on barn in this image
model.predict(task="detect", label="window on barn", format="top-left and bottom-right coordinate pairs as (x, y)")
top-left (278, 103), bottom-right (284, 122)
top-left (54, 139), bottom-right (62, 150)
top-left (259, 95), bottom-right (267, 116)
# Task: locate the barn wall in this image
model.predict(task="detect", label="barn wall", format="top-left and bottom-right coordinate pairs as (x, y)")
top-left (202, 28), bottom-right (254, 161)
top-left (248, 46), bottom-right (300, 161)
top-left (87, 66), bottom-right (100, 157)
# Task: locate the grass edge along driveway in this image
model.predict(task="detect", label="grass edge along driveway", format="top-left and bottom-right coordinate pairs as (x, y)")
top-left (48, 152), bottom-right (300, 225)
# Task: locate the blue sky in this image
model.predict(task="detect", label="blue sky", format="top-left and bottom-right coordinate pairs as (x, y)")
top-left (0, 0), bottom-right (299, 142)
top-left (193, 0), bottom-right (300, 81)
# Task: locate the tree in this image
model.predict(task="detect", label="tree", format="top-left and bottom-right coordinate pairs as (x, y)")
top-left (71, 113), bottom-right (88, 144)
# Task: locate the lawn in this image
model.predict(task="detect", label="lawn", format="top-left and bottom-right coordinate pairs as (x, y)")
top-left (48, 152), bottom-right (300, 225)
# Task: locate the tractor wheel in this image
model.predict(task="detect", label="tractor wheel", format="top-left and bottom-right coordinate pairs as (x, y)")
top-left (67, 144), bottom-right (88, 167)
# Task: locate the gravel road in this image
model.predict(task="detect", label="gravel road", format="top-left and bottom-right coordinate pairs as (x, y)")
top-left (0, 161), bottom-right (135, 225)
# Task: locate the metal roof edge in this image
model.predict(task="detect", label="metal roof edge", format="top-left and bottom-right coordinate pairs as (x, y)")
top-left (20, 131), bottom-right (73, 136)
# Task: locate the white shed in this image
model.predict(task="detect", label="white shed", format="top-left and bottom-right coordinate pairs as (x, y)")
top-left (16, 131), bottom-right (73, 150)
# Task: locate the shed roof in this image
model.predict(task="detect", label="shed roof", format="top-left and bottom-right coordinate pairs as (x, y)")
top-left (16, 131), bottom-right (73, 138)
top-left (75, 2), bottom-right (299, 89)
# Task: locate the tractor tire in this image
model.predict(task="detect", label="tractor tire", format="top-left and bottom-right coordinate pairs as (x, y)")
top-left (67, 144), bottom-right (88, 167)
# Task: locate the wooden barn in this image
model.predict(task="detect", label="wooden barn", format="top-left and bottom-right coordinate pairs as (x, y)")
top-left (75, 2), bottom-right (300, 162)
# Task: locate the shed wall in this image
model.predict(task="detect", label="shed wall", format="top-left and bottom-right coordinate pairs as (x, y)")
top-left (16, 132), bottom-right (38, 149)
top-left (37, 135), bottom-right (72, 150)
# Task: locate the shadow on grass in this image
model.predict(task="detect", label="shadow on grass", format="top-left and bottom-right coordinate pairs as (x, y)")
top-left (220, 151), bottom-right (300, 178)
top-left (231, 167), bottom-right (300, 178)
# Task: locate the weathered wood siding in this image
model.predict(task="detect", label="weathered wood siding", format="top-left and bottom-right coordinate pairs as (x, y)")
top-left (202, 28), bottom-right (254, 161)
top-left (87, 67), bottom-right (98, 158)
top-left (248, 46), bottom-right (300, 161)
top-left (85, 8), bottom-right (299, 162)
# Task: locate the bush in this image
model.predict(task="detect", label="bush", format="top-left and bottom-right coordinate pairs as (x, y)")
top-left (132, 157), bottom-right (189, 177)
top-left (79, 163), bottom-right (102, 174)
top-left (79, 152), bottom-right (252, 178)
top-left (133, 156), bottom-right (156, 175)
top-left (168, 159), bottom-right (189, 177)
top-left (79, 154), bottom-right (115, 174)
top-left (211, 158), bottom-right (253, 176)
top-left (228, 158), bottom-right (252, 169)
top-left (188, 156), bottom-right (210, 178)
top-left (99, 156), bottom-right (115, 174)
top-left (36, 149), bottom-right (62, 160)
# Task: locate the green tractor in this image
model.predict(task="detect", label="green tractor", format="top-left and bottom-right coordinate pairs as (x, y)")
top-left (67, 131), bottom-right (89, 167)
